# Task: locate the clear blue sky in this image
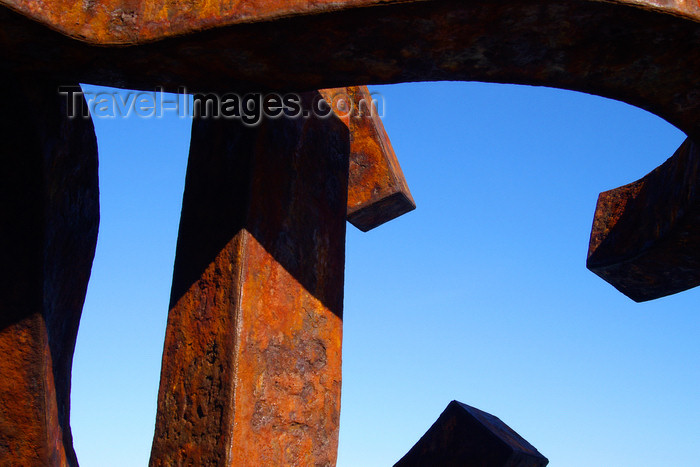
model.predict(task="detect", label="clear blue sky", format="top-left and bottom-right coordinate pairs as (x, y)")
top-left (70, 82), bottom-right (699, 466)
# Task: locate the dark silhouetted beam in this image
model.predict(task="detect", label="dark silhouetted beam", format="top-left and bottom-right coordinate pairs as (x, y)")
top-left (395, 400), bottom-right (549, 467)
top-left (588, 138), bottom-right (700, 302)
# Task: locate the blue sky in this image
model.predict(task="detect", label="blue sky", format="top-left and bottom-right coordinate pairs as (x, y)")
top-left (70, 82), bottom-right (699, 466)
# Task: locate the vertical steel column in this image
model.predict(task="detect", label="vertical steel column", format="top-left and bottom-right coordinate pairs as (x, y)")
top-left (0, 77), bottom-right (99, 466)
top-left (150, 92), bottom-right (349, 466)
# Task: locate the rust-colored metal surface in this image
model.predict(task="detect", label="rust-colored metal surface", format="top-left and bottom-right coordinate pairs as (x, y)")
top-left (321, 86), bottom-right (415, 232)
top-left (0, 74), bottom-right (98, 466)
top-left (2, 0), bottom-right (700, 46)
top-left (394, 401), bottom-right (549, 467)
top-left (1, 0), bottom-right (389, 44)
top-left (149, 92), bottom-right (348, 466)
top-left (587, 138), bottom-right (700, 302)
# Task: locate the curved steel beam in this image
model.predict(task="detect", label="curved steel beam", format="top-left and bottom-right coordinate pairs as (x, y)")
top-left (1, 0), bottom-right (700, 140)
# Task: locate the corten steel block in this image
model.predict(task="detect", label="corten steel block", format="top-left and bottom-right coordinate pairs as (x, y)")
top-left (395, 401), bottom-right (549, 467)
top-left (2, 1), bottom-right (700, 144)
top-left (321, 86), bottom-right (416, 232)
top-left (587, 138), bottom-right (700, 302)
top-left (0, 75), bottom-right (99, 466)
top-left (150, 92), bottom-right (348, 466)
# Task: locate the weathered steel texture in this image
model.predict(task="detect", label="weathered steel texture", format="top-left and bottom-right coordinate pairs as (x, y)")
top-left (587, 138), bottom-right (700, 302)
top-left (321, 86), bottom-right (415, 232)
top-left (395, 401), bottom-right (549, 467)
top-left (2, 0), bottom-right (699, 46)
top-left (2, 1), bottom-right (700, 143)
top-left (2, 0), bottom-right (700, 464)
top-left (0, 75), bottom-right (99, 466)
top-left (1, 0), bottom-right (392, 44)
top-left (150, 92), bottom-right (348, 466)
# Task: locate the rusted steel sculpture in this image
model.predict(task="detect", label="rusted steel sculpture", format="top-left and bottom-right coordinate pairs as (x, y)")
top-left (587, 139), bottom-right (700, 301)
top-left (395, 401), bottom-right (549, 467)
top-left (2, 0), bottom-right (700, 465)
